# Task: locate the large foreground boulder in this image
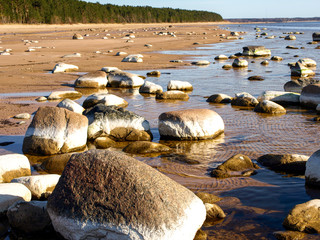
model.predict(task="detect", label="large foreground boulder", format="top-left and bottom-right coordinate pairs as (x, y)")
top-left (158, 109), bottom-right (224, 140)
top-left (108, 70), bottom-right (144, 88)
top-left (242, 46), bottom-right (271, 57)
top-left (305, 150), bottom-right (320, 187)
top-left (23, 107), bottom-right (88, 155)
top-left (283, 199), bottom-right (320, 233)
top-left (300, 84), bottom-right (320, 109)
top-left (0, 154), bottom-right (31, 183)
top-left (47, 150), bottom-right (206, 240)
top-left (74, 71), bottom-right (108, 88)
top-left (84, 104), bottom-right (152, 141)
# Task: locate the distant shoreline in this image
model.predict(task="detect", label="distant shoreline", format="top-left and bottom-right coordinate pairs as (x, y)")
top-left (226, 17), bottom-right (320, 23)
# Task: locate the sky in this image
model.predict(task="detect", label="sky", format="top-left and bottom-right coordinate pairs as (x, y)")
top-left (85, 0), bottom-right (320, 19)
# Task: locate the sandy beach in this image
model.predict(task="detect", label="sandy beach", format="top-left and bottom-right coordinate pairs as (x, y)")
top-left (0, 22), bottom-right (230, 136)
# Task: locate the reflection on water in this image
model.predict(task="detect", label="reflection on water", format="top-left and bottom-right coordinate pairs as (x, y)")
top-left (2, 22), bottom-right (320, 239)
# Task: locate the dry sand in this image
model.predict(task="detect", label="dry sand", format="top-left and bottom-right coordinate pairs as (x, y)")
top-left (0, 22), bottom-right (231, 135)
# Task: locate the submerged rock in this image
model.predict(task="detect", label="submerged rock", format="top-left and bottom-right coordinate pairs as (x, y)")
top-left (273, 231), bottom-right (306, 240)
top-left (40, 153), bottom-right (74, 175)
top-left (23, 106), bottom-right (88, 155)
top-left (123, 141), bottom-right (171, 154)
top-left (283, 199), bottom-right (320, 233)
top-left (47, 150), bottom-right (206, 240)
top-left (211, 154), bottom-right (259, 178)
top-left (254, 100), bottom-right (286, 114)
top-left (158, 109), bottom-right (224, 140)
top-left (257, 154), bottom-right (309, 175)
top-left (206, 94), bottom-right (232, 103)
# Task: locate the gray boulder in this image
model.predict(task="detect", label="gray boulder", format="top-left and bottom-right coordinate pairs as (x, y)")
top-left (23, 106), bottom-right (88, 155)
top-left (47, 150), bottom-right (206, 240)
top-left (300, 84), bottom-right (320, 109)
top-left (284, 78), bottom-right (320, 93)
top-left (7, 201), bottom-right (51, 233)
top-left (84, 104), bottom-right (152, 141)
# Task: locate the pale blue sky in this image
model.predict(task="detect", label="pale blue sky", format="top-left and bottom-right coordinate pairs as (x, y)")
top-left (85, 0), bottom-right (320, 19)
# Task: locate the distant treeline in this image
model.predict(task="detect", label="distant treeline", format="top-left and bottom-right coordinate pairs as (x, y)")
top-left (0, 0), bottom-right (223, 24)
top-left (227, 17), bottom-right (320, 23)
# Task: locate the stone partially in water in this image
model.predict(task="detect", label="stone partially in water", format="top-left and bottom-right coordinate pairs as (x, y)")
top-left (300, 84), bottom-right (320, 109)
top-left (271, 56), bottom-right (283, 61)
top-left (231, 92), bottom-right (259, 107)
top-left (52, 63), bottom-right (79, 73)
top-left (11, 174), bottom-right (60, 199)
top-left (84, 104), bottom-right (152, 141)
top-left (40, 153), bottom-right (74, 175)
top-left (123, 141), bottom-right (171, 154)
top-left (108, 70), bottom-right (144, 88)
top-left (258, 90), bottom-right (300, 105)
top-left (248, 75), bottom-right (264, 81)
top-left (285, 35), bottom-right (296, 40)
top-left (121, 54), bottom-right (143, 63)
top-left (57, 99), bottom-right (84, 114)
top-left (47, 149), bottom-right (206, 240)
top-left (156, 90), bottom-right (189, 100)
top-left (205, 203), bottom-right (226, 222)
top-left (284, 78), bottom-right (320, 93)
top-left (22, 106), bottom-right (88, 155)
top-left (191, 60), bottom-right (210, 66)
top-left (290, 62), bottom-right (315, 77)
top-left (232, 58), bottom-right (248, 68)
top-left (47, 91), bottom-right (82, 100)
top-left (196, 192), bottom-right (222, 204)
top-left (306, 150), bottom-right (320, 187)
top-left (167, 80), bottom-right (193, 91)
top-left (273, 231), bottom-right (306, 240)
top-left (283, 199), bottom-right (320, 233)
top-left (139, 81), bottom-right (163, 94)
top-left (312, 32), bottom-right (320, 41)
top-left (74, 71), bottom-right (108, 88)
top-left (0, 154), bottom-right (31, 183)
top-left (211, 154), bottom-right (259, 178)
top-left (297, 58), bottom-right (317, 68)
top-left (7, 200), bottom-right (51, 233)
top-left (82, 93), bottom-right (128, 109)
top-left (254, 100), bottom-right (286, 114)
top-left (206, 94), bottom-right (232, 103)
top-left (242, 46), bottom-right (271, 57)
top-left (158, 109), bottom-right (224, 140)
top-left (257, 154), bottom-right (309, 175)
top-left (72, 33), bottom-right (83, 40)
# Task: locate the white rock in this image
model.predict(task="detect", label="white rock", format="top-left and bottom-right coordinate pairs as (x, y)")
top-left (101, 67), bottom-right (120, 73)
top-left (258, 91), bottom-right (300, 105)
top-left (214, 55), bottom-right (228, 60)
top-left (297, 58), bottom-right (317, 67)
top-left (13, 113), bottom-right (31, 119)
top-left (122, 54), bottom-right (143, 63)
top-left (47, 91), bottom-right (82, 100)
top-left (0, 183), bottom-right (31, 214)
top-left (82, 93), bottom-right (128, 109)
top-left (232, 58), bottom-right (248, 67)
top-left (0, 154), bottom-right (31, 183)
top-left (139, 81), bottom-right (163, 94)
top-left (108, 71), bottom-right (144, 88)
top-left (74, 71), bottom-right (108, 88)
top-left (52, 63), bottom-right (79, 73)
top-left (167, 80), bottom-right (193, 91)
top-left (11, 174), bottom-right (60, 199)
top-left (57, 99), bottom-right (84, 114)
top-left (191, 60), bottom-right (210, 65)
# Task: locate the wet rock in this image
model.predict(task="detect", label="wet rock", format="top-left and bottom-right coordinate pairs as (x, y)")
top-left (194, 229), bottom-right (207, 240)
top-left (312, 32), bottom-right (320, 41)
top-left (121, 54), bottom-right (143, 63)
top-left (123, 141), bottom-right (171, 154)
top-left (156, 90), bottom-right (189, 100)
top-left (40, 153), bottom-right (74, 175)
top-left (167, 80), bottom-right (193, 91)
top-left (257, 154), bottom-right (309, 175)
top-left (158, 109), bottom-right (224, 140)
top-left (47, 90), bottom-right (82, 100)
top-left (211, 154), bottom-right (259, 178)
top-left (271, 56), bottom-right (283, 61)
top-left (206, 94), bottom-right (232, 103)
top-left (306, 150), bottom-right (320, 187)
top-left (283, 199), bottom-right (320, 233)
top-left (196, 192), bottom-right (222, 204)
top-left (82, 93), bottom-right (128, 109)
top-left (57, 99), bottom-right (84, 114)
top-left (191, 60), bottom-right (210, 65)
top-left (222, 64), bottom-right (233, 69)
top-left (300, 84), bottom-right (320, 109)
top-left (290, 62), bottom-right (315, 77)
top-left (146, 71), bottom-right (161, 77)
top-left (7, 200), bottom-right (51, 233)
top-left (260, 60), bottom-right (269, 65)
top-left (74, 71), bottom-right (108, 88)
top-left (285, 35), bottom-right (296, 40)
top-left (13, 113), bottom-right (31, 119)
top-left (0, 183), bottom-right (31, 216)
top-left (286, 45), bottom-right (299, 49)
top-left (273, 230), bottom-right (306, 240)
top-left (108, 70), bottom-right (144, 88)
top-left (23, 106), bottom-right (88, 155)
top-left (84, 104), bottom-right (152, 141)
top-left (231, 92), bottom-right (259, 107)
top-left (52, 63), bottom-right (78, 73)
top-left (258, 91), bottom-right (300, 105)
top-left (214, 55), bottom-right (228, 60)
top-left (254, 100), bottom-right (286, 114)
top-left (100, 66), bottom-right (120, 73)
top-left (11, 174), bottom-right (60, 200)
top-left (205, 203), bottom-right (226, 221)
top-left (93, 136), bottom-right (116, 149)
top-left (248, 75), bottom-right (264, 81)
top-left (284, 78), bottom-right (320, 93)
top-left (72, 33), bottom-right (83, 40)
top-left (232, 58), bottom-right (248, 67)
top-left (139, 81), bottom-right (163, 94)
top-left (47, 149), bottom-right (206, 240)
top-left (242, 46), bottom-right (271, 57)
top-left (297, 58), bottom-right (317, 67)
top-left (0, 154), bottom-right (31, 183)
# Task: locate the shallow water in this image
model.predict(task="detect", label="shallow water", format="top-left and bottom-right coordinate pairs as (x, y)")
top-left (2, 22), bottom-right (320, 239)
